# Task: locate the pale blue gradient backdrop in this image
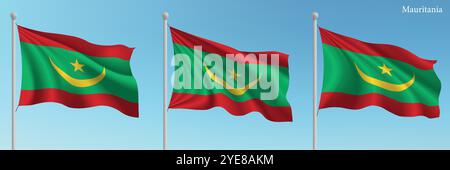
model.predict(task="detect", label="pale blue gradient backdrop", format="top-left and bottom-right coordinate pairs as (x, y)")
top-left (0, 0), bottom-right (448, 150)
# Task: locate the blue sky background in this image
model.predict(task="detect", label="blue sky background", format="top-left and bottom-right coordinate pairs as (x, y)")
top-left (0, 0), bottom-right (449, 150)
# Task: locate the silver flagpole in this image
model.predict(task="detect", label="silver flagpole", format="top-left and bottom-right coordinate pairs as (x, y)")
top-left (11, 12), bottom-right (17, 151)
top-left (312, 12), bottom-right (319, 150)
top-left (162, 12), bottom-right (169, 150)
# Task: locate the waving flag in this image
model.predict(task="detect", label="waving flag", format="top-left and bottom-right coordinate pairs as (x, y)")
top-left (319, 27), bottom-right (441, 118)
top-left (169, 27), bottom-right (292, 122)
top-left (18, 25), bottom-right (139, 117)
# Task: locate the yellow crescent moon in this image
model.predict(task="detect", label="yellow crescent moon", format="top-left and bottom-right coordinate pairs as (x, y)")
top-left (204, 64), bottom-right (259, 96)
top-left (49, 57), bottom-right (106, 88)
top-left (354, 63), bottom-right (415, 92)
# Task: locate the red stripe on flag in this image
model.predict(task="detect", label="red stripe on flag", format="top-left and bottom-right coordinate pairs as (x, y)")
top-left (319, 27), bottom-right (436, 70)
top-left (319, 92), bottom-right (439, 118)
top-left (169, 92), bottom-right (292, 122)
top-left (18, 25), bottom-right (134, 60)
top-left (19, 89), bottom-right (139, 117)
top-left (170, 27), bottom-right (289, 67)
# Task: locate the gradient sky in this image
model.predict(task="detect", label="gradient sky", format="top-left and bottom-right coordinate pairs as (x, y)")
top-left (0, 0), bottom-right (449, 150)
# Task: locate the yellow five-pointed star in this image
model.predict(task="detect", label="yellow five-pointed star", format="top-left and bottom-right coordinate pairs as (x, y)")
top-left (378, 64), bottom-right (392, 76)
top-left (71, 59), bottom-right (85, 72)
top-left (229, 70), bottom-right (241, 80)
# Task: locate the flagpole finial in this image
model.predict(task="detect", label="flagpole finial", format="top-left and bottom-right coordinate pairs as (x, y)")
top-left (162, 12), bottom-right (169, 20)
top-left (10, 12), bottom-right (16, 20)
top-left (312, 12), bottom-right (319, 20)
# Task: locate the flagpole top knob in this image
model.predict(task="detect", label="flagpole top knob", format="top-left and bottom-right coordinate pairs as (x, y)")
top-left (312, 12), bottom-right (319, 19)
top-left (162, 12), bottom-right (169, 20)
top-left (10, 12), bottom-right (16, 20)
